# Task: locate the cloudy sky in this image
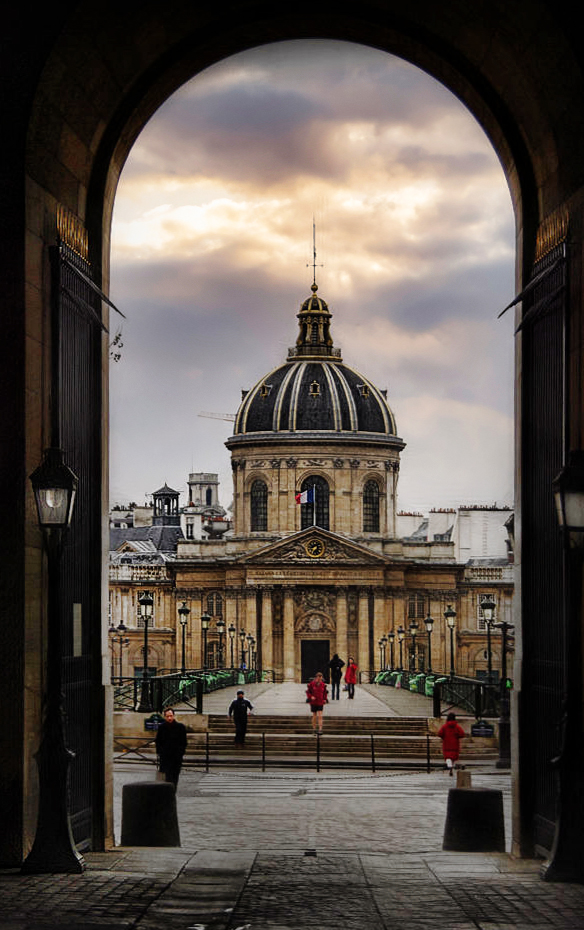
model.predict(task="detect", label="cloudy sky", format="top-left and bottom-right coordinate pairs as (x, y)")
top-left (110, 39), bottom-right (516, 514)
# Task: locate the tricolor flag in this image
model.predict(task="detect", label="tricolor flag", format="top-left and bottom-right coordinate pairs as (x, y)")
top-left (295, 488), bottom-right (314, 505)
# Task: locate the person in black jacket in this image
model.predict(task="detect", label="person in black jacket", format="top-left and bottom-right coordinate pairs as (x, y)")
top-left (328, 653), bottom-right (345, 700)
top-left (228, 690), bottom-right (254, 746)
top-left (155, 707), bottom-right (187, 787)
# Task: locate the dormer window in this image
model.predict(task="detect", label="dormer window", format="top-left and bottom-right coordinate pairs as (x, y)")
top-left (358, 383), bottom-right (370, 397)
top-left (309, 380), bottom-right (320, 397)
top-left (260, 383), bottom-right (272, 398)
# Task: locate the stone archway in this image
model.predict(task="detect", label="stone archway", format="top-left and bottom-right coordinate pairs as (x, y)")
top-left (3, 0), bottom-right (584, 869)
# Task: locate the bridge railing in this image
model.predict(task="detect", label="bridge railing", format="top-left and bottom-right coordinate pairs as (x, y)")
top-left (372, 669), bottom-right (501, 717)
top-left (112, 667), bottom-right (260, 712)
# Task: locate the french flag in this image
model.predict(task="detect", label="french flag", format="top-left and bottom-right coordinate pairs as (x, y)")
top-left (295, 488), bottom-right (314, 505)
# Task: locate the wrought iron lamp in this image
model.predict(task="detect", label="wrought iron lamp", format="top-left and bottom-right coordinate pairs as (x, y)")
top-left (397, 626), bottom-right (405, 671)
top-left (137, 591), bottom-right (154, 712)
top-left (409, 620), bottom-right (418, 671)
top-left (178, 601), bottom-right (190, 675)
top-left (22, 448), bottom-right (83, 874)
top-left (216, 617), bottom-right (226, 668)
top-left (481, 595), bottom-right (497, 683)
top-left (201, 612), bottom-right (210, 671)
top-left (228, 623), bottom-right (236, 668)
top-left (424, 614), bottom-right (434, 673)
top-left (444, 605), bottom-right (457, 677)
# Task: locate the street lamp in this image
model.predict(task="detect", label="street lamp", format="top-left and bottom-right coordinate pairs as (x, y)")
top-left (444, 605), bottom-right (456, 677)
top-left (481, 595), bottom-right (496, 683)
top-left (22, 447), bottom-right (84, 874)
top-left (228, 623), bottom-right (236, 668)
top-left (380, 635), bottom-right (387, 670)
top-left (216, 617), bottom-right (226, 668)
top-left (495, 619), bottom-right (514, 769)
top-left (239, 628), bottom-right (247, 668)
top-left (397, 626), bottom-right (405, 671)
top-left (409, 620), bottom-right (418, 671)
top-left (387, 631), bottom-right (395, 670)
top-left (424, 613), bottom-right (434, 674)
top-left (247, 635), bottom-right (256, 674)
top-left (178, 601), bottom-right (190, 675)
top-left (137, 591), bottom-right (154, 712)
top-left (201, 612), bottom-right (210, 671)
top-left (109, 622), bottom-right (129, 682)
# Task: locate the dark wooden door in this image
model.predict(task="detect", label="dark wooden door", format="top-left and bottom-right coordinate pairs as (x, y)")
top-left (301, 640), bottom-right (330, 681)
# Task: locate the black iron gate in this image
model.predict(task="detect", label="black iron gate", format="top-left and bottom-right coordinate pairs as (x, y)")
top-left (54, 208), bottom-right (105, 849)
top-left (519, 233), bottom-right (567, 855)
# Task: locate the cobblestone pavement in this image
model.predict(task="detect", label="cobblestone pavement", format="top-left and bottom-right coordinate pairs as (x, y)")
top-left (1, 685), bottom-right (582, 929)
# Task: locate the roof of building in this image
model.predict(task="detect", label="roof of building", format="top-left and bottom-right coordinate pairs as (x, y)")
top-left (229, 283), bottom-right (403, 444)
top-left (109, 525), bottom-right (184, 554)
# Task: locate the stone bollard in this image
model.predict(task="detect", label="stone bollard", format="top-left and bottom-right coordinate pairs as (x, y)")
top-left (121, 782), bottom-right (180, 847)
top-left (456, 769), bottom-right (472, 788)
top-left (443, 788), bottom-right (505, 852)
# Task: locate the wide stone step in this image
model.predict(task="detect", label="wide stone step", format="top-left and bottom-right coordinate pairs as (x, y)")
top-left (207, 714), bottom-right (429, 735)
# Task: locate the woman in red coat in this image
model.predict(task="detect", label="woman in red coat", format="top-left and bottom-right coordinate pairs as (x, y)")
top-left (344, 657), bottom-right (358, 699)
top-left (306, 671), bottom-right (328, 734)
top-left (438, 712), bottom-right (465, 774)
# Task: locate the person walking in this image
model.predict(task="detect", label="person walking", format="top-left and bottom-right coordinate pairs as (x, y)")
top-left (438, 712), bottom-right (465, 774)
top-left (344, 656), bottom-right (358, 699)
top-left (155, 707), bottom-right (187, 788)
top-left (228, 689), bottom-right (254, 746)
top-left (306, 671), bottom-right (328, 734)
top-left (328, 653), bottom-right (345, 700)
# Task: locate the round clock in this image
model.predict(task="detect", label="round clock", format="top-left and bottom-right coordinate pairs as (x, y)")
top-left (305, 537), bottom-right (325, 558)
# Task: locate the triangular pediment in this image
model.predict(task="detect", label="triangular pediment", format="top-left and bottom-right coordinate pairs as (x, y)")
top-left (238, 527), bottom-right (388, 565)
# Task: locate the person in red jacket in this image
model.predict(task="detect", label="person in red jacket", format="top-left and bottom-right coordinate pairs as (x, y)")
top-left (438, 712), bottom-right (465, 774)
top-left (344, 657), bottom-right (358, 699)
top-left (306, 671), bottom-right (328, 734)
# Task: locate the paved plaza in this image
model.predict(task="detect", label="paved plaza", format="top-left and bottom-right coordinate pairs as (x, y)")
top-left (1, 684), bottom-right (583, 929)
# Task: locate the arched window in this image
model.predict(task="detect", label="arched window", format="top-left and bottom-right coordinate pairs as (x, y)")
top-left (363, 480), bottom-right (380, 532)
top-left (300, 475), bottom-right (329, 530)
top-left (250, 479), bottom-right (268, 531)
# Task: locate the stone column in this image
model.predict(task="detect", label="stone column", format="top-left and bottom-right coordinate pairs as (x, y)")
top-left (283, 587), bottom-right (296, 681)
top-left (261, 587), bottom-right (273, 674)
top-left (336, 587), bottom-right (348, 660)
top-left (358, 589), bottom-right (370, 681)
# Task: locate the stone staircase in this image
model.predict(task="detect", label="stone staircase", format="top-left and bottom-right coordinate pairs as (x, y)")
top-left (183, 714), bottom-right (498, 764)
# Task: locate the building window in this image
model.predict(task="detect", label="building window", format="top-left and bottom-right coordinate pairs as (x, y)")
top-left (250, 479), bottom-right (268, 531)
top-left (408, 594), bottom-right (426, 620)
top-left (186, 521), bottom-right (194, 539)
top-left (477, 593), bottom-right (496, 631)
top-left (363, 480), bottom-right (380, 532)
top-left (206, 487), bottom-right (212, 505)
top-left (206, 592), bottom-right (223, 619)
top-left (300, 475), bottom-right (329, 530)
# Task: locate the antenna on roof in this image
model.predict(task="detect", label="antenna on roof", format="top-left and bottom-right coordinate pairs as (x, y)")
top-left (307, 217), bottom-right (323, 288)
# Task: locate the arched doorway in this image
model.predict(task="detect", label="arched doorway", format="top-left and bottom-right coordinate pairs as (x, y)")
top-left (4, 2), bottom-right (583, 877)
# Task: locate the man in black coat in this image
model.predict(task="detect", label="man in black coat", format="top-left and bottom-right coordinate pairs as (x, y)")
top-left (228, 690), bottom-right (254, 746)
top-left (155, 707), bottom-right (187, 787)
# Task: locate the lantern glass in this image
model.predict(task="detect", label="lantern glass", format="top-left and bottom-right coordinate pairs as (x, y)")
top-left (30, 448), bottom-right (78, 528)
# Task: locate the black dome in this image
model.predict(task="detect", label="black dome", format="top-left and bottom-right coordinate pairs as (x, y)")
top-left (231, 283), bottom-right (400, 440)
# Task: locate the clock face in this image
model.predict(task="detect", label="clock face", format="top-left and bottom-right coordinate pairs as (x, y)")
top-left (305, 537), bottom-right (325, 558)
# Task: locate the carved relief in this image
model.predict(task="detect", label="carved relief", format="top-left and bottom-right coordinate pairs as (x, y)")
top-left (295, 613), bottom-right (335, 633)
top-left (293, 588), bottom-right (336, 610)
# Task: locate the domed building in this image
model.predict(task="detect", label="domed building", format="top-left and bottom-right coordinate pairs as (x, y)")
top-left (109, 281), bottom-right (514, 685)
top-left (226, 283), bottom-right (405, 542)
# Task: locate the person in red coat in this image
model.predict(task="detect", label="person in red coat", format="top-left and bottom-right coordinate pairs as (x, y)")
top-left (438, 712), bottom-right (465, 774)
top-left (306, 671), bottom-right (328, 734)
top-left (344, 657), bottom-right (358, 699)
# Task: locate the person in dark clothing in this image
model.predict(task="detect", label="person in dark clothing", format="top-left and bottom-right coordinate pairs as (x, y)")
top-left (228, 689), bottom-right (254, 746)
top-left (328, 653), bottom-right (345, 700)
top-left (155, 707), bottom-right (187, 787)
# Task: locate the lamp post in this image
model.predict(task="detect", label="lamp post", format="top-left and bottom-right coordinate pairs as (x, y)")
top-left (397, 626), bottom-right (405, 671)
top-left (542, 451), bottom-right (584, 880)
top-left (247, 636), bottom-right (256, 675)
top-left (380, 635), bottom-right (387, 670)
top-left (424, 613), bottom-right (434, 674)
top-left (481, 595), bottom-right (496, 683)
top-left (387, 631), bottom-right (395, 670)
top-left (201, 612), bottom-right (210, 671)
top-left (178, 601), bottom-right (190, 675)
top-left (216, 617), bottom-right (226, 669)
top-left (239, 628), bottom-right (247, 668)
top-left (109, 622), bottom-right (129, 682)
top-left (495, 619), bottom-right (514, 769)
top-left (22, 447), bottom-right (84, 874)
top-left (137, 591), bottom-right (154, 712)
top-left (409, 620), bottom-right (418, 671)
top-left (228, 623), bottom-right (236, 668)
top-left (444, 605), bottom-right (456, 677)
